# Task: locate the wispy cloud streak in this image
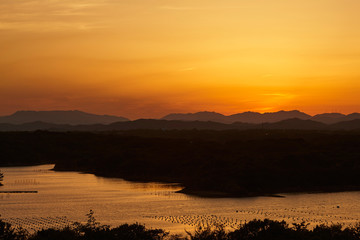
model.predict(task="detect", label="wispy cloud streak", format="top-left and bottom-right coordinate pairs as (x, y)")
top-left (0, 0), bottom-right (108, 31)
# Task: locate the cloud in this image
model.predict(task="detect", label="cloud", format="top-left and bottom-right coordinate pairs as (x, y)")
top-left (0, 0), bottom-right (108, 31)
top-left (158, 5), bottom-right (255, 11)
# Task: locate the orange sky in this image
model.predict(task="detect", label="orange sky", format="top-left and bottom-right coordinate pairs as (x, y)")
top-left (1, 0), bottom-right (360, 119)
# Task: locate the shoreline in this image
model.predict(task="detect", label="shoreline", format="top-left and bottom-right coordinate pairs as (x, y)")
top-left (52, 166), bottom-right (360, 199)
top-left (2, 163), bottom-right (359, 199)
top-left (3, 130), bottom-right (360, 200)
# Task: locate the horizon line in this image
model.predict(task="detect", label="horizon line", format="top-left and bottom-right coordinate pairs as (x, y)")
top-left (1, 109), bottom-right (359, 120)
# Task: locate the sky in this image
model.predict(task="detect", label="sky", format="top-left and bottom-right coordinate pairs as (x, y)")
top-left (1, 0), bottom-right (360, 119)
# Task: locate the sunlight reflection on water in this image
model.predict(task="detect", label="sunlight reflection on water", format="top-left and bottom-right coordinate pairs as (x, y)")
top-left (1, 165), bottom-right (360, 234)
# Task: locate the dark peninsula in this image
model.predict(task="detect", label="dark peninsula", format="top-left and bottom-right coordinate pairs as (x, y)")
top-left (1, 130), bottom-right (360, 197)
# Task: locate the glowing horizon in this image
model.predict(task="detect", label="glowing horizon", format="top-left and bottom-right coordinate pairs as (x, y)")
top-left (1, 0), bottom-right (360, 119)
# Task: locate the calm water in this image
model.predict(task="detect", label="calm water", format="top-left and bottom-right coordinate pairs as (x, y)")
top-left (1, 165), bottom-right (360, 234)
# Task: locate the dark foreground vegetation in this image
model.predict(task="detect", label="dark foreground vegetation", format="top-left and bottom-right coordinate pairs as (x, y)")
top-left (2, 212), bottom-right (360, 240)
top-left (0, 172), bottom-right (3, 186)
top-left (1, 130), bottom-right (360, 197)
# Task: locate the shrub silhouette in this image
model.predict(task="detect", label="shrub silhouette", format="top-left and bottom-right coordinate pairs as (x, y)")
top-left (3, 215), bottom-right (360, 240)
top-left (28, 210), bottom-right (168, 240)
top-left (0, 218), bottom-right (28, 240)
top-left (228, 219), bottom-right (292, 240)
top-left (186, 224), bottom-right (227, 240)
top-left (28, 227), bottom-right (78, 240)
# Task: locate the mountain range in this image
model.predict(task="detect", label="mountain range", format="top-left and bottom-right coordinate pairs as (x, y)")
top-left (2, 118), bottom-right (360, 131)
top-left (0, 110), bottom-right (129, 125)
top-left (1, 110), bottom-right (360, 131)
top-left (162, 110), bottom-right (360, 124)
top-left (163, 110), bottom-right (311, 123)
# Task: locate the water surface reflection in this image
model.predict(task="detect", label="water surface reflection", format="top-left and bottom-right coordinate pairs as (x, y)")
top-left (1, 165), bottom-right (360, 233)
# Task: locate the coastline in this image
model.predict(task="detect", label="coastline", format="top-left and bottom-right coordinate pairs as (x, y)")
top-left (3, 130), bottom-right (360, 200)
top-left (52, 166), bottom-right (360, 199)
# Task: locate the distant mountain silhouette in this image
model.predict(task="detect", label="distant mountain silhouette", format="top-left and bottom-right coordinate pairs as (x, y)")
top-left (1, 109), bottom-right (360, 130)
top-left (311, 113), bottom-right (347, 124)
top-left (162, 111), bottom-right (230, 123)
top-left (311, 113), bottom-right (360, 124)
top-left (0, 110), bottom-right (128, 125)
top-left (2, 118), bottom-right (360, 131)
top-left (108, 119), bottom-right (233, 130)
top-left (0, 121), bottom-right (71, 131)
top-left (229, 110), bottom-right (311, 123)
top-left (263, 118), bottom-right (327, 130)
top-left (0, 119), bottom-right (233, 131)
top-left (3, 109), bottom-right (360, 126)
top-left (329, 119), bottom-right (360, 130)
top-left (344, 113), bottom-right (360, 121)
top-left (163, 110), bottom-right (311, 124)
top-left (163, 110), bottom-right (360, 124)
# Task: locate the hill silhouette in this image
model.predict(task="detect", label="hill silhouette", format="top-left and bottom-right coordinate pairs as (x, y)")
top-left (310, 113), bottom-right (360, 124)
top-left (163, 110), bottom-right (311, 123)
top-left (262, 118), bottom-right (327, 130)
top-left (2, 118), bottom-right (360, 131)
top-left (344, 113), bottom-right (360, 121)
top-left (229, 110), bottom-right (311, 123)
top-left (2, 110), bottom-right (360, 126)
top-left (2, 130), bottom-right (360, 197)
top-left (0, 110), bottom-right (128, 125)
top-left (329, 119), bottom-right (360, 130)
top-left (163, 110), bottom-right (360, 124)
top-left (163, 111), bottom-right (230, 123)
top-left (311, 113), bottom-right (346, 124)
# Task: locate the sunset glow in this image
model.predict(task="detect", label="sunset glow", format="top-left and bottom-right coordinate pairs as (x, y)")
top-left (1, 0), bottom-right (360, 118)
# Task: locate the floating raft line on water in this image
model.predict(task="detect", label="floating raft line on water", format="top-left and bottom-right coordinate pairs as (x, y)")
top-left (0, 191), bottom-right (38, 193)
top-left (1, 216), bottom-right (73, 232)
